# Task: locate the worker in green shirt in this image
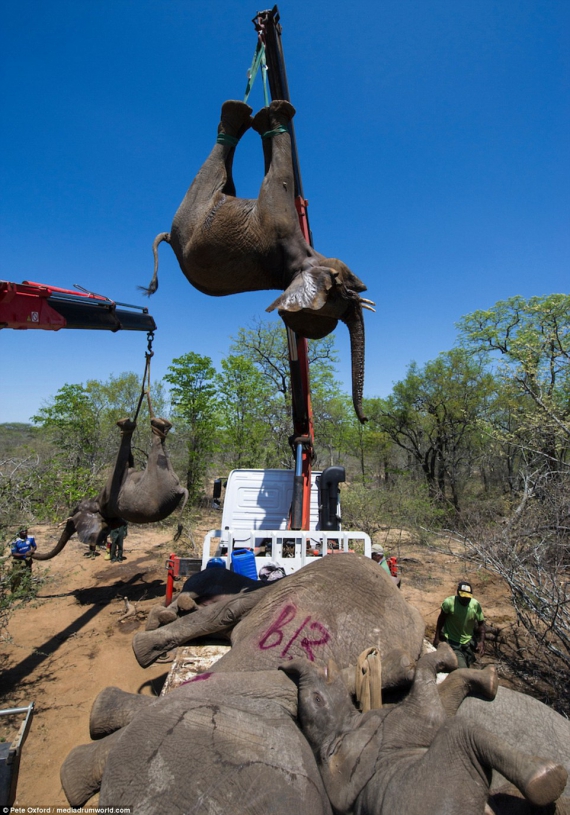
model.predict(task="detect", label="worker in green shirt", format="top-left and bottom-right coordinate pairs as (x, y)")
top-left (433, 580), bottom-right (486, 668)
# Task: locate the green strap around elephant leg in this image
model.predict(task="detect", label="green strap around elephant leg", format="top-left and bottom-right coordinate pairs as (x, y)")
top-left (261, 125), bottom-right (289, 139)
top-left (216, 133), bottom-right (239, 147)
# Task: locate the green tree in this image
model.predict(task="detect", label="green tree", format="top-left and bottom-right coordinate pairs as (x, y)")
top-left (31, 373), bottom-right (165, 515)
top-left (230, 318), bottom-right (347, 466)
top-left (375, 349), bottom-right (495, 512)
top-left (215, 355), bottom-right (273, 469)
top-left (163, 352), bottom-right (219, 504)
top-left (458, 294), bottom-right (570, 467)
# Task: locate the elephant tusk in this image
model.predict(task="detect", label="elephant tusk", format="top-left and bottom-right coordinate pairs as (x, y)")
top-left (359, 298), bottom-right (376, 306)
top-left (361, 303), bottom-right (376, 313)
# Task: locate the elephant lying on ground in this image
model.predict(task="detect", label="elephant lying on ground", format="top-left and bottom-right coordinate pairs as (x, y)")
top-left (282, 644), bottom-right (568, 815)
top-left (456, 686), bottom-right (570, 798)
top-left (144, 100), bottom-right (374, 422)
top-left (145, 567), bottom-right (260, 630)
top-left (132, 555), bottom-right (425, 683)
top-left (33, 417), bottom-right (187, 559)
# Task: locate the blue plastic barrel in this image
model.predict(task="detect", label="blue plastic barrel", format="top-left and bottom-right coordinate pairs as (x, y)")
top-left (206, 557), bottom-right (226, 569)
top-left (231, 548), bottom-right (257, 580)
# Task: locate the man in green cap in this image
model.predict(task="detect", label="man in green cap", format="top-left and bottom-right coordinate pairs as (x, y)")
top-left (433, 580), bottom-right (486, 668)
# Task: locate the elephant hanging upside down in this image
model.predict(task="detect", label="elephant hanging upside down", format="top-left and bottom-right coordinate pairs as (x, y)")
top-left (144, 100), bottom-right (374, 422)
top-left (33, 417), bottom-right (188, 560)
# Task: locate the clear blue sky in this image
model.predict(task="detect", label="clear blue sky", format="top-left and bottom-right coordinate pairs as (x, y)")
top-left (2, 0), bottom-right (568, 424)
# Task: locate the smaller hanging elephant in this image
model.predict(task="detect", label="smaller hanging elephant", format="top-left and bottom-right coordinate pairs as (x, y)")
top-left (33, 417), bottom-right (188, 560)
top-left (281, 644), bottom-right (568, 815)
top-left (143, 99), bottom-right (374, 422)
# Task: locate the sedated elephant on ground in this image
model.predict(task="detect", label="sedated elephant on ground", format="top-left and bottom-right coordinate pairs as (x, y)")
top-left (59, 557), bottom-right (570, 813)
top-left (282, 645), bottom-right (569, 815)
top-left (33, 417), bottom-right (187, 559)
top-left (131, 554), bottom-right (425, 680)
top-left (143, 99), bottom-right (374, 422)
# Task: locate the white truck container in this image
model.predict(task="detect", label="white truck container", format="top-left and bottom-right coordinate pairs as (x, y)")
top-left (201, 468), bottom-right (371, 576)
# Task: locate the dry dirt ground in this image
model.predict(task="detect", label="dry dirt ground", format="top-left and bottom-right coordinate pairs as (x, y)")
top-left (1, 517), bottom-right (518, 808)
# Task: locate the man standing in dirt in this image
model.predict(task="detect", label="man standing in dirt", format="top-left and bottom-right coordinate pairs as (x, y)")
top-left (432, 580), bottom-right (486, 668)
top-left (109, 523), bottom-right (128, 563)
top-left (10, 527), bottom-right (37, 591)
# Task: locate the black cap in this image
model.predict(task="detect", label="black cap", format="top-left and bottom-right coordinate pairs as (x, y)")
top-left (457, 581), bottom-right (473, 598)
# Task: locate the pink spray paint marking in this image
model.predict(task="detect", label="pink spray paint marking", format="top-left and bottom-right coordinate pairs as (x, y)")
top-left (259, 604), bottom-right (297, 650)
top-left (259, 605), bottom-right (331, 662)
top-left (181, 672), bottom-right (213, 686)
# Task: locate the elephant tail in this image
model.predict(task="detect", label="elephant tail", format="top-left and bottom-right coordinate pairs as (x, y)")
top-left (32, 517), bottom-right (75, 560)
top-left (139, 232), bottom-right (171, 296)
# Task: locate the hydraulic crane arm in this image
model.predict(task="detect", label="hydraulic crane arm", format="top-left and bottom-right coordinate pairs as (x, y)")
top-left (0, 280), bottom-right (156, 333)
top-left (254, 6), bottom-right (315, 530)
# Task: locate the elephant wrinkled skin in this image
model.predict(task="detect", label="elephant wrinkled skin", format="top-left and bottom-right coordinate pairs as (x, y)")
top-left (33, 417), bottom-right (187, 560)
top-left (282, 645), bottom-right (568, 815)
top-left (144, 100), bottom-right (374, 422)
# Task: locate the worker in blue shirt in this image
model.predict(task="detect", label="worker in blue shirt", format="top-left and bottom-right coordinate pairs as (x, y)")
top-left (10, 528), bottom-right (37, 590)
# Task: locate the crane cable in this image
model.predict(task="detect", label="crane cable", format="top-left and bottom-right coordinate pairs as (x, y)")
top-left (133, 330), bottom-right (155, 423)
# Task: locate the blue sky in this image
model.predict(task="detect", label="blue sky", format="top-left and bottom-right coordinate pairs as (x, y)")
top-left (2, 0), bottom-right (568, 424)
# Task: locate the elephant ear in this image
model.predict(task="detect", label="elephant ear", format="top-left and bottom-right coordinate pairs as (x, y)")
top-left (266, 267), bottom-right (336, 314)
top-left (74, 506), bottom-right (107, 546)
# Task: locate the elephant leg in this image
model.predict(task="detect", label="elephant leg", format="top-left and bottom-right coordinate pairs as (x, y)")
top-left (388, 719), bottom-right (567, 815)
top-left (252, 100), bottom-right (300, 235)
top-left (438, 665), bottom-right (499, 717)
top-left (145, 592), bottom-right (197, 632)
top-left (89, 686), bottom-right (154, 738)
top-left (402, 643), bottom-right (458, 715)
top-left (132, 586), bottom-right (271, 667)
top-left (98, 419), bottom-right (136, 517)
top-left (173, 100), bottom-right (253, 226)
top-left (436, 719), bottom-right (567, 808)
top-left (60, 729), bottom-right (123, 808)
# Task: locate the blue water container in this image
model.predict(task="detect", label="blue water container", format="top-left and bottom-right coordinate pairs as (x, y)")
top-left (231, 548), bottom-right (257, 580)
top-left (206, 557), bottom-right (226, 569)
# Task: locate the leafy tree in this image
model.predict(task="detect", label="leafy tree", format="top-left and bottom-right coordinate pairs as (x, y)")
top-left (31, 373), bottom-right (165, 515)
top-left (215, 355), bottom-right (274, 469)
top-left (163, 352), bottom-right (219, 504)
top-left (231, 318), bottom-right (348, 467)
top-left (458, 295), bottom-right (570, 467)
top-left (375, 349), bottom-right (495, 512)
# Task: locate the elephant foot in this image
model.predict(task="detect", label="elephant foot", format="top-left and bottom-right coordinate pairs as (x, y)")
top-left (477, 664), bottom-right (499, 700)
top-left (116, 417), bottom-right (136, 435)
top-left (145, 605), bottom-right (178, 631)
top-left (177, 592), bottom-right (198, 612)
top-left (252, 99), bottom-right (296, 136)
top-left (218, 100), bottom-right (253, 141)
top-left (133, 628), bottom-right (174, 668)
top-left (150, 416), bottom-right (172, 438)
top-left (522, 761), bottom-right (568, 807)
top-left (60, 730), bottom-right (122, 807)
top-left (90, 686), bottom-right (154, 739)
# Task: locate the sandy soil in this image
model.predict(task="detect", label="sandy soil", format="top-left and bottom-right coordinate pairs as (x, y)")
top-left (1, 518), bottom-right (517, 808)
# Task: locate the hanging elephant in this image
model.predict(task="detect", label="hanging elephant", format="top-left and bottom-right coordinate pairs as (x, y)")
top-left (143, 99), bottom-right (374, 423)
top-left (33, 417), bottom-right (188, 560)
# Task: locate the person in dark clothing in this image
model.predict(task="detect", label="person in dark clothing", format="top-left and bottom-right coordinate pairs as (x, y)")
top-left (109, 523), bottom-right (128, 563)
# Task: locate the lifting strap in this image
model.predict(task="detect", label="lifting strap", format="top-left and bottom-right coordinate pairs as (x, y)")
top-left (243, 39), bottom-right (269, 107)
top-left (133, 330), bottom-right (155, 423)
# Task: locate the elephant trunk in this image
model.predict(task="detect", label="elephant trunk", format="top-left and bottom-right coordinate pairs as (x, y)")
top-left (31, 518), bottom-right (75, 561)
top-left (341, 301), bottom-right (367, 424)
